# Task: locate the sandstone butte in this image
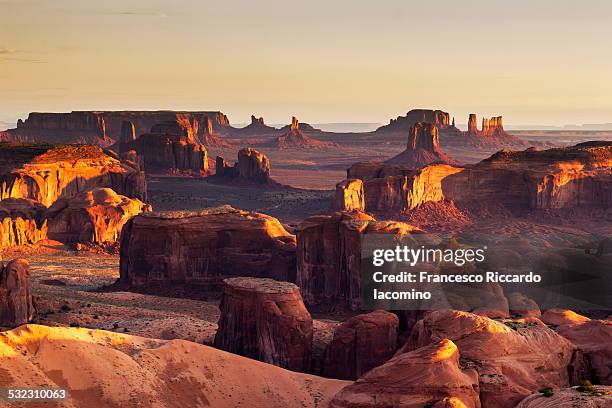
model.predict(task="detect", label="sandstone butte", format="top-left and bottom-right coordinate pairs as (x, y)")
top-left (0, 110), bottom-right (231, 147)
top-left (215, 147), bottom-right (280, 186)
top-left (0, 198), bottom-right (48, 248)
top-left (119, 120), bottom-right (210, 175)
top-left (0, 325), bottom-right (349, 408)
top-left (266, 117), bottom-right (337, 149)
top-left (385, 122), bottom-right (457, 169)
top-left (0, 259), bottom-right (33, 328)
top-left (214, 277), bottom-right (313, 372)
top-left (296, 211), bottom-right (422, 310)
top-left (0, 143), bottom-right (146, 207)
top-left (404, 310), bottom-right (582, 407)
top-left (119, 205), bottom-right (297, 288)
top-left (232, 114), bottom-right (277, 136)
top-left (330, 339), bottom-right (481, 408)
top-left (335, 141), bottom-right (612, 215)
top-left (46, 187), bottom-right (151, 245)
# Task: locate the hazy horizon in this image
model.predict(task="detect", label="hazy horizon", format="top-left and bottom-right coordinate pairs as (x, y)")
top-left (2, 0), bottom-right (612, 127)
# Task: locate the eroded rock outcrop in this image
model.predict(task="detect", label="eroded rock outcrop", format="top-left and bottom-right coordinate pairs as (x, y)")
top-left (333, 179), bottom-right (365, 211)
top-left (323, 310), bottom-right (399, 380)
top-left (267, 117), bottom-right (336, 149)
top-left (516, 386), bottom-right (612, 407)
top-left (385, 122), bottom-right (457, 168)
top-left (46, 188), bottom-right (150, 245)
top-left (376, 109), bottom-right (453, 133)
top-left (214, 277), bottom-right (313, 372)
top-left (214, 148), bottom-right (278, 186)
top-left (234, 115), bottom-right (277, 136)
top-left (0, 259), bottom-right (34, 328)
top-left (121, 120), bottom-right (209, 175)
top-left (443, 113), bottom-right (528, 148)
top-left (330, 339), bottom-right (481, 408)
top-left (405, 310), bottom-right (579, 407)
top-left (119, 206), bottom-right (296, 288)
top-left (296, 211), bottom-right (421, 310)
top-left (0, 143), bottom-right (146, 206)
top-left (0, 198), bottom-right (48, 248)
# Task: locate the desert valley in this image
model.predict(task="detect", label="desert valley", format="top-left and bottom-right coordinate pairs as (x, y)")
top-left (0, 107), bottom-right (610, 408)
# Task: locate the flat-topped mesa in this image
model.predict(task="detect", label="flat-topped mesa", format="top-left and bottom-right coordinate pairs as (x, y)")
top-left (214, 148), bottom-right (278, 186)
top-left (376, 109), bottom-right (452, 133)
top-left (0, 199), bottom-right (48, 248)
top-left (46, 187), bottom-right (151, 245)
top-left (338, 141), bottom-right (612, 216)
top-left (214, 277), bottom-right (313, 372)
top-left (384, 123), bottom-right (457, 169)
top-left (0, 143), bottom-right (146, 206)
top-left (122, 120), bottom-right (209, 175)
top-left (1, 111), bottom-right (232, 147)
top-left (119, 206), bottom-right (297, 289)
top-left (296, 211), bottom-right (421, 310)
top-left (0, 259), bottom-right (34, 328)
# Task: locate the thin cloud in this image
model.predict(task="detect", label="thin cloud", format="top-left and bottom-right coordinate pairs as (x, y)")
top-left (105, 11), bottom-right (168, 18)
top-left (0, 48), bottom-right (18, 54)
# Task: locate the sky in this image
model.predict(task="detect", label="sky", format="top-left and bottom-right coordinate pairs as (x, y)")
top-left (1, 0), bottom-right (612, 128)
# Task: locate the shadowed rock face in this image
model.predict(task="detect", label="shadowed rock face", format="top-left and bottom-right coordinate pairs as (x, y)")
top-left (330, 339), bottom-right (481, 408)
top-left (404, 310), bottom-right (579, 407)
top-left (215, 147), bottom-right (277, 185)
top-left (323, 310), bottom-right (399, 380)
top-left (385, 122), bottom-right (457, 168)
top-left (337, 142), bottom-right (612, 216)
top-left (46, 188), bottom-right (150, 245)
top-left (119, 206), bottom-right (297, 288)
top-left (0, 259), bottom-right (34, 328)
top-left (0, 111), bottom-right (231, 147)
top-left (214, 277), bottom-right (313, 372)
top-left (0, 143), bottom-right (146, 206)
top-left (296, 211), bottom-right (421, 310)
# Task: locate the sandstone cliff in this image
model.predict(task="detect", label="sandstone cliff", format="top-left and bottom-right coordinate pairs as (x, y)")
top-left (214, 148), bottom-right (280, 186)
top-left (0, 198), bottom-right (47, 248)
top-left (119, 206), bottom-right (297, 289)
top-left (0, 143), bottom-right (146, 206)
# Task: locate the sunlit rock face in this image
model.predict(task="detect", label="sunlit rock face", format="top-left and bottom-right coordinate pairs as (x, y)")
top-left (0, 198), bottom-right (47, 248)
top-left (215, 148), bottom-right (279, 186)
top-left (119, 206), bottom-right (297, 288)
top-left (0, 143), bottom-right (147, 207)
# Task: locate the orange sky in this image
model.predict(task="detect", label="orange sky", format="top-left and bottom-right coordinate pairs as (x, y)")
top-left (1, 0), bottom-right (612, 127)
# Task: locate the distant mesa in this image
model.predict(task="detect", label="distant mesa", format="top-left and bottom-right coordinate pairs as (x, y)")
top-left (214, 147), bottom-right (281, 187)
top-left (0, 111), bottom-right (232, 148)
top-left (233, 115), bottom-right (277, 136)
top-left (277, 116), bottom-right (323, 133)
top-left (385, 122), bottom-right (457, 168)
top-left (376, 109), bottom-right (453, 133)
top-left (119, 119), bottom-right (210, 175)
top-left (265, 116), bottom-right (337, 149)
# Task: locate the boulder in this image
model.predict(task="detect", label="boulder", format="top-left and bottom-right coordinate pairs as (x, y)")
top-left (0, 259), bottom-right (34, 327)
top-left (329, 339), bottom-right (481, 408)
top-left (323, 310), bottom-right (399, 380)
top-left (404, 310), bottom-right (578, 407)
top-left (0, 143), bottom-right (147, 206)
top-left (296, 211), bottom-right (420, 310)
top-left (119, 206), bottom-right (296, 288)
top-left (46, 188), bottom-right (151, 245)
top-left (214, 277), bottom-right (313, 372)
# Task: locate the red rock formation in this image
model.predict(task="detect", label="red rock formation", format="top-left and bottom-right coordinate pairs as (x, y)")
top-left (296, 211), bottom-right (421, 310)
top-left (0, 198), bottom-right (48, 248)
top-left (214, 277), bottom-right (313, 372)
top-left (121, 120), bottom-right (209, 175)
top-left (376, 109), bottom-right (452, 133)
top-left (267, 117), bottom-right (337, 149)
top-left (541, 311), bottom-right (612, 385)
top-left (442, 113), bottom-right (528, 149)
top-left (1, 111), bottom-right (232, 147)
top-left (405, 310), bottom-right (578, 407)
top-left (0, 143), bottom-right (146, 206)
top-left (330, 339), bottom-right (481, 408)
top-left (214, 148), bottom-right (278, 186)
top-left (0, 259), bottom-right (34, 328)
top-left (507, 292), bottom-right (541, 318)
top-left (516, 386), bottom-right (612, 407)
top-left (233, 115), bottom-right (277, 136)
top-left (385, 122), bottom-right (457, 168)
top-left (333, 179), bottom-right (365, 211)
top-left (468, 113), bottom-right (478, 134)
top-left (120, 120), bottom-right (136, 145)
top-left (46, 188), bottom-right (150, 245)
top-left (119, 206), bottom-right (296, 288)
top-left (323, 310), bottom-right (399, 380)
